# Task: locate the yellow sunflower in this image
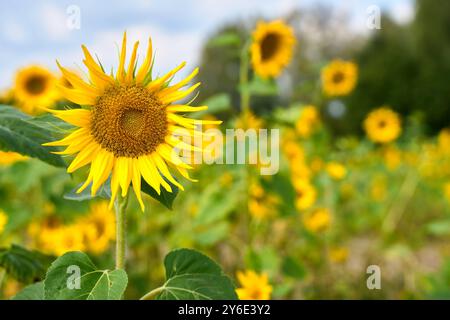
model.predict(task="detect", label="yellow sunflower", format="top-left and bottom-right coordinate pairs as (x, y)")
top-left (321, 60), bottom-right (358, 97)
top-left (0, 151), bottom-right (28, 165)
top-left (0, 210), bottom-right (8, 234)
top-left (326, 162), bottom-right (347, 180)
top-left (44, 32), bottom-right (220, 211)
top-left (77, 201), bottom-right (116, 254)
top-left (303, 208), bottom-right (331, 233)
top-left (236, 270), bottom-right (272, 300)
top-left (364, 107), bottom-right (401, 144)
top-left (251, 20), bottom-right (296, 79)
top-left (295, 105), bottom-right (320, 138)
top-left (14, 65), bottom-right (59, 114)
top-left (294, 180), bottom-right (317, 210)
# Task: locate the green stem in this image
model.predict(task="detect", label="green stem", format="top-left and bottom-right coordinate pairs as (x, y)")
top-left (139, 286), bottom-right (165, 300)
top-left (239, 40), bottom-right (251, 116)
top-left (115, 193), bottom-right (129, 270)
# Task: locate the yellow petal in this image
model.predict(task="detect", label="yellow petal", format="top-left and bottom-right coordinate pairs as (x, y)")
top-left (50, 108), bottom-right (91, 128)
top-left (126, 41), bottom-right (139, 83)
top-left (136, 37), bottom-right (153, 84)
top-left (131, 158), bottom-right (145, 211)
top-left (147, 62), bottom-right (186, 92)
top-left (138, 155), bottom-right (161, 194)
top-left (166, 105), bottom-right (208, 113)
top-left (117, 32), bottom-right (127, 82)
top-left (151, 153), bottom-right (184, 191)
top-left (67, 142), bottom-right (99, 173)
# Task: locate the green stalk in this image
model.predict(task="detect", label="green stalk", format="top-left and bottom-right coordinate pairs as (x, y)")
top-left (115, 193), bottom-right (129, 270)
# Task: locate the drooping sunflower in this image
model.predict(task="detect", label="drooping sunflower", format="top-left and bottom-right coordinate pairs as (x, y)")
top-left (14, 65), bottom-right (59, 114)
top-left (364, 107), bottom-right (401, 144)
top-left (251, 20), bottom-right (296, 79)
top-left (321, 60), bottom-right (358, 97)
top-left (44, 32), bottom-right (220, 211)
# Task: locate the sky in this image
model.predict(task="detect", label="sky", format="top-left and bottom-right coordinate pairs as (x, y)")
top-left (0, 0), bottom-right (414, 88)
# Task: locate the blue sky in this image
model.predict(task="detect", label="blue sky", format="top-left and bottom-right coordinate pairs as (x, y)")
top-left (0, 0), bottom-right (413, 88)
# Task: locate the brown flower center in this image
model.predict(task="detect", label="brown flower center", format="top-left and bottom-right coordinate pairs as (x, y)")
top-left (25, 75), bottom-right (47, 95)
top-left (332, 71), bottom-right (345, 84)
top-left (261, 33), bottom-right (281, 61)
top-left (91, 85), bottom-right (168, 158)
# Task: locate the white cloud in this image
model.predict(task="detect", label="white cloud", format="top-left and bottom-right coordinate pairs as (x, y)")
top-left (391, 1), bottom-right (414, 24)
top-left (40, 4), bottom-right (71, 40)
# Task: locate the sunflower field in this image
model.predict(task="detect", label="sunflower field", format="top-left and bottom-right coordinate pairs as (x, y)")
top-left (0, 0), bottom-right (450, 301)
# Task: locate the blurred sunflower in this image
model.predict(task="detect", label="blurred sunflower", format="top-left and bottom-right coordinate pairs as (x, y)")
top-left (77, 202), bottom-right (116, 254)
top-left (303, 208), bottom-right (331, 233)
top-left (44, 32), bottom-right (220, 211)
top-left (251, 20), bottom-right (296, 78)
top-left (235, 270), bottom-right (272, 300)
top-left (0, 210), bottom-right (8, 234)
top-left (438, 128), bottom-right (450, 153)
top-left (321, 60), bottom-right (358, 97)
top-left (294, 180), bottom-right (317, 210)
top-left (14, 65), bottom-right (59, 114)
top-left (444, 182), bottom-right (450, 202)
top-left (364, 107), bottom-right (401, 144)
top-left (329, 247), bottom-right (349, 263)
top-left (295, 105), bottom-right (320, 138)
top-left (326, 162), bottom-right (347, 180)
top-left (0, 151), bottom-right (27, 165)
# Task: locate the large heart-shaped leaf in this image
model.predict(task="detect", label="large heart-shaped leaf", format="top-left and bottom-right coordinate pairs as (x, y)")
top-left (0, 106), bottom-right (67, 167)
top-left (152, 248), bottom-right (237, 300)
top-left (12, 281), bottom-right (44, 300)
top-left (44, 251), bottom-right (128, 300)
top-left (0, 245), bottom-right (53, 283)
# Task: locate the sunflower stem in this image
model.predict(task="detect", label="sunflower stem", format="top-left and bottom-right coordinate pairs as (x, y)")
top-left (115, 193), bottom-right (129, 270)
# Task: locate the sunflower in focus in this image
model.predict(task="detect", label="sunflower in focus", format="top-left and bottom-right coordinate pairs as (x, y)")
top-left (0, 151), bottom-right (27, 165)
top-left (14, 65), bottom-right (59, 114)
top-left (236, 270), bottom-right (272, 300)
top-left (364, 107), bottom-right (401, 144)
top-left (251, 20), bottom-right (296, 79)
top-left (321, 60), bottom-right (358, 97)
top-left (44, 32), bottom-right (220, 211)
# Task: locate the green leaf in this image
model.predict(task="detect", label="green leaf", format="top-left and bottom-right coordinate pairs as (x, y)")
top-left (426, 220), bottom-right (450, 236)
top-left (207, 32), bottom-right (241, 48)
top-left (0, 106), bottom-right (67, 167)
top-left (154, 248), bottom-right (237, 300)
top-left (44, 251), bottom-right (128, 300)
top-left (194, 93), bottom-right (231, 118)
top-left (0, 245), bottom-right (53, 283)
top-left (12, 282), bottom-right (44, 300)
top-left (64, 178), bottom-right (112, 201)
top-left (141, 177), bottom-right (179, 210)
top-left (241, 76), bottom-right (278, 96)
top-left (281, 256), bottom-right (306, 280)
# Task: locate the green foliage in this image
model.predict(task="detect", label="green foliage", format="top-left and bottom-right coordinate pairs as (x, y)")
top-left (153, 248), bottom-right (237, 300)
top-left (44, 252), bottom-right (128, 300)
top-left (12, 282), bottom-right (44, 300)
top-left (0, 106), bottom-right (67, 167)
top-left (0, 245), bottom-right (53, 283)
